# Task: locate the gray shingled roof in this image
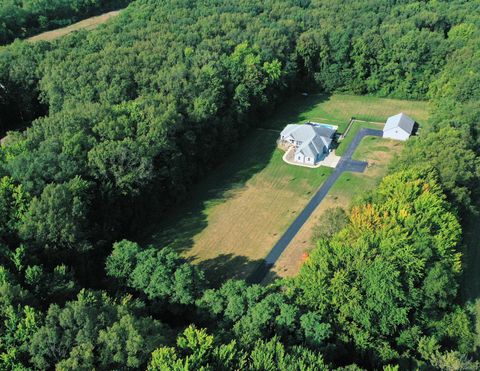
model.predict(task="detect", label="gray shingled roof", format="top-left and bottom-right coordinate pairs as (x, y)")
top-left (280, 123), bottom-right (336, 160)
top-left (280, 124), bottom-right (299, 138)
top-left (384, 113), bottom-right (415, 134)
top-left (298, 139), bottom-right (320, 158)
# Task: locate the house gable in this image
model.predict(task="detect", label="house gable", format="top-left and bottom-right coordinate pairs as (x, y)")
top-left (383, 113), bottom-right (415, 141)
top-left (384, 113), bottom-right (415, 135)
top-left (280, 122), bottom-right (336, 164)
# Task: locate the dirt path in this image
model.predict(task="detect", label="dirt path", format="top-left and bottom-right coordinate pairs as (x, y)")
top-left (27, 10), bottom-right (121, 42)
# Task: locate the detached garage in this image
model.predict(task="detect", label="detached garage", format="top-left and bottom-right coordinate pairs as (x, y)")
top-left (383, 113), bottom-right (415, 141)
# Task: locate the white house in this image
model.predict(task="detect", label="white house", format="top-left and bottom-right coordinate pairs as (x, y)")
top-left (280, 122), bottom-right (336, 165)
top-left (383, 113), bottom-right (415, 141)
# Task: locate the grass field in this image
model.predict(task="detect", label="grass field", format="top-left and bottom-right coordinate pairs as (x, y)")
top-left (336, 120), bottom-right (384, 155)
top-left (262, 93), bottom-right (430, 132)
top-left (146, 130), bottom-right (332, 285)
top-left (27, 10), bottom-right (121, 42)
top-left (146, 93), bottom-right (429, 286)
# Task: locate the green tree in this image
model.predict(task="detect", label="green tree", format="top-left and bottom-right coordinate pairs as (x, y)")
top-left (311, 207), bottom-right (348, 242)
top-left (107, 241), bottom-right (206, 305)
top-left (391, 127), bottom-right (480, 210)
top-left (106, 239), bottom-right (140, 284)
top-left (148, 325), bottom-right (241, 370)
top-left (29, 289), bottom-right (157, 369)
top-left (19, 176), bottom-right (92, 252)
top-left (295, 169), bottom-right (464, 364)
top-left (0, 304), bottom-right (39, 370)
top-left (0, 176), bottom-right (28, 243)
top-left (249, 337), bottom-right (328, 371)
top-left (98, 314), bottom-right (166, 369)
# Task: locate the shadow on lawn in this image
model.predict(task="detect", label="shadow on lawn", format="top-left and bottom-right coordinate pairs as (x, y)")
top-left (460, 209), bottom-right (480, 303)
top-left (141, 92), bottom-right (330, 282)
top-left (261, 93), bottom-right (331, 130)
top-left (144, 129), bottom-right (279, 255)
top-left (193, 253), bottom-right (280, 288)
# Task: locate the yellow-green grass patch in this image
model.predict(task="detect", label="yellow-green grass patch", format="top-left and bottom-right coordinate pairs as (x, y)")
top-left (335, 120), bottom-right (385, 156)
top-left (263, 93), bottom-right (429, 133)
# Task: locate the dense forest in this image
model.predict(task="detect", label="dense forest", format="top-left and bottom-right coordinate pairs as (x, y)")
top-left (0, 0), bottom-right (131, 45)
top-left (0, 0), bottom-right (479, 369)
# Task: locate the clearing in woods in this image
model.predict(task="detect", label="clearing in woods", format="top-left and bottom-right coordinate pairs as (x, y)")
top-left (27, 10), bottom-right (121, 42)
top-left (146, 93), bottom-right (429, 286)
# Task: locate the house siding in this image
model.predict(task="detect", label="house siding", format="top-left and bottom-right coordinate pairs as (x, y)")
top-left (280, 123), bottom-right (338, 166)
top-left (383, 128), bottom-right (409, 141)
top-left (305, 157), bottom-right (314, 165)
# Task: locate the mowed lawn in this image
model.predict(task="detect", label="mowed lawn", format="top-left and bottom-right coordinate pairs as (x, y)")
top-left (148, 130), bottom-right (331, 285)
top-left (148, 93), bottom-right (429, 285)
top-left (27, 10), bottom-right (121, 42)
top-left (262, 93), bottom-right (430, 132)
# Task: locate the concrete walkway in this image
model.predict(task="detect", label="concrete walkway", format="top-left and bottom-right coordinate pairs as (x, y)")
top-left (248, 128), bottom-right (383, 284)
top-left (282, 147), bottom-right (341, 169)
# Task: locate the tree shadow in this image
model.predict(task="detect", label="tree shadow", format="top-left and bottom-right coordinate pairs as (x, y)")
top-left (247, 261), bottom-right (277, 285)
top-left (142, 129), bottom-right (280, 254)
top-left (460, 209), bottom-right (480, 303)
top-left (261, 93), bottom-right (331, 130)
top-left (192, 253), bottom-right (279, 288)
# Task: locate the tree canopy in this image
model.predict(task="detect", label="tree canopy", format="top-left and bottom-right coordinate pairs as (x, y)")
top-left (0, 0), bottom-right (131, 45)
top-left (0, 0), bottom-right (479, 369)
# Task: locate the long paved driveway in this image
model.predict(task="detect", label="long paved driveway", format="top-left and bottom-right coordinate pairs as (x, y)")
top-left (248, 128), bottom-right (383, 284)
